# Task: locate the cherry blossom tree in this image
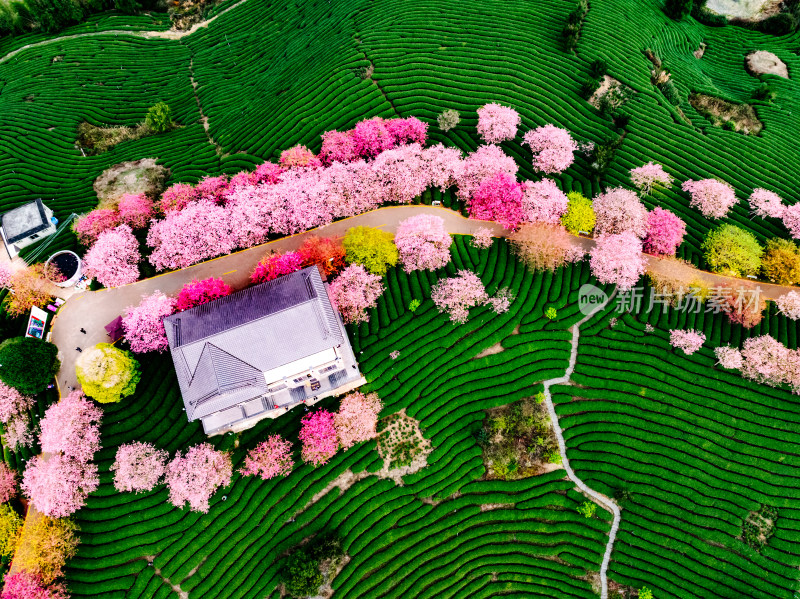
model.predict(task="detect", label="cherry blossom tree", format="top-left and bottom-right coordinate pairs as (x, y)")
top-left (299, 410), bottom-right (338, 467)
top-left (740, 335), bottom-right (791, 389)
top-left (195, 175), bottom-right (230, 204)
top-left (669, 329), bottom-right (705, 355)
top-left (522, 179), bottom-right (569, 224)
top-left (589, 232), bottom-right (645, 291)
top-left (1, 572), bottom-right (69, 599)
top-left (467, 172), bottom-right (525, 231)
top-left (486, 287), bottom-right (515, 314)
top-left (147, 200), bottom-right (235, 271)
top-left (431, 270), bottom-right (488, 324)
top-left (394, 214), bottom-right (452, 272)
top-left (83, 225), bottom-right (140, 288)
top-left (352, 117), bottom-right (396, 159)
top-left (39, 390), bottom-right (102, 463)
top-left (509, 223), bottom-right (585, 272)
top-left (22, 454), bottom-right (99, 518)
top-left (224, 184), bottom-right (281, 249)
top-left (111, 442), bottom-right (169, 493)
top-left (643, 207), bottom-right (686, 256)
top-left (324, 159), bottom-right (382, 218)
top-left (4, 415), bottom-right (33, 450)
top-left (122, 291), bottom-right (176, 353)
top-left (522, 124), bottom-right (577, 174)
top-left (782, 203), bottom-right (800, 239)
top-left (159, 183), bottom-right (199, 213)
top-left (476, 103), bottom-right (520, 144)
top-left (456, 144), bottom-right (518, 202)
top-left (279, 145), bottom-right (322, 169)
top-left (298, 236), bottom-right (346, 277)
top-left (777, 291), bottom-right (800, 320)
top-left (0, 463), bottom-right (17, 504)
top-left (254, 162), bottom-right (285, 184)
top-left (335, 392), bottom-right (382, 450)
top-left (715, 346), bottom-right (743, 369)
top-left (176, 278), bottom-right (233, 311)
top-left (239, 435), bottom-right (293, 479)
top-left (593, 188), bottom-right (648, 237)
top-left (118, 193), bottom-right (155, 229)
top-left (228, 169), bottom-right (259, 191)
top-left (471, 227), bottom-right (494, 249)
top-left (0, 382), bottom-right (34, 426)
top-left (327, 264), bottom-right (384, 324)
top-left (320, 129), bottom-right (358, 165)
top-left (629, 162), bottom-right (673, 195)
top-left (250, 252), bottom-right (304, 284)
top-left (682, 179), bottom-right (737, 219)
top-left (165, 443), bottom-right (232, 513)
top-left (386, 116), bottom-right (428, 146)
top-left (748, 188), bottom-right (784, 219)
top-left (0, 263), bottom-right (11, 289)
top-left (73, 209), bottom-right (121, 246)
top-left (369, 143), bottom-right (429, 205)
top-left (421, 144), bottom-right (463, 191)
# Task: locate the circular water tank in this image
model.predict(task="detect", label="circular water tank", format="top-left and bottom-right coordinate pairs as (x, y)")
top-left (45, 250), bottom-right (82, 288)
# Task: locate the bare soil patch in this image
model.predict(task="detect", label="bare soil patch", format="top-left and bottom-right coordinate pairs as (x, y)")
top-left (474, 342), bottom-right (505, 359)
top-left (93, 158), bottom-right (169, 205)
top-left (588, 75), bottom-right (633, 113)
top-left (694, 43), bottom-right (707, 59)
top-left (689, 93), bottom-right (762, 135)
top-left (705, 0), bottom-right (781, 19)
top-left (746, 50), bottom-right (789, 78)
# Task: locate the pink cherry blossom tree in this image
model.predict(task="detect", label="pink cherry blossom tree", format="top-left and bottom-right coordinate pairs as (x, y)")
top-left (335, 392), bottom-right (382, 450)
top-left (0, 263), bottom-right (11, 288)
top-left (175, 278), bottom-right (233, 311)
top-left (111, 442), bottom-right (169, 493)
top-left (777, 291), bottom-right (800, 320)
top-left (279, 145), bottom-right (323, 169)
top-left (394, 214), bottom-right (452, 272)
top-left (83, 225), bottom-right (140, 288)
top-left (73, 209), bottom-right (121, 246)
top-left (669, 329), bottom-right (705, 355)
top-left (486, 287), bottom-right (515, 314)
top-left (589, 232), bottom-right (645, 291)
top-left (324, 159), bottom-right (382, 218)
top-left (254, 162), bottom-right (285, 185)
top-left (748, 188), bottom-right (784, 219)
top-left (328, 264), bottom-right (385, 324)
top-left (431, 270), bottom-right (488, 324)
top-left (228, 170), bottom-right (259, 191)
top-left (386, 116), bottom-right (428, 146)
top-left (629, 162), bottom-right (673, 196)
top-left (476, 103), bottom-right (520, 144)
top-left (682, 179), bottom-right (737, 219)
top-left (4, 415), bottom-right (33, 450)
top-left (740, 335), bottom-right (791, 389)
top-left (643, 207), bottom-right (686, 256)
top-left (165, 443), bottom-right (232, 513)
top-left (2, 572), bottom-right (69, 599)
top-left (593, 188), bottom-right (648, 237)
top-left (714, 346), bottom-right (743, 369)
top-left (0, 382), bottom-right (34, 426)
top-left (0, 462), bottom-right (17, 504)
top-left (159, 183), bottom-right (199, 214)
top-left (22, 454), bottom-right (99, 518)
top-left (239, 435), bottom-right (293, 479)
top-left (320, 130), bottom-right (358, 165)
top-left (783, 203), bottom-right (800, 239)
top-left (118, 193), bottom-right (155, 229)
top-left (39, 390), bottom-right (102, 463)
top-left (250, 252), bottom-right (304, 285)
top-left (369, 143), bottom-right (429, 205)
top-left (147, 200), bottom-right (235, 271)
top-left (421, 144), bottom-right (463, 191)
top-left (456, 144), bottom-right (518, 202)
top-left (299, 410), bottom-right (338, 467)
top-left (522, 179), bottom-right (569, 224)
top-left (467, 172), bottom-right (525, 231)
top-left (195, 175), bottom-right (230, 204)
top-left (122, 291), bottom-right (176, 353)
top-left (522, 124), bottom-right (577, 174)
top-left (352, 117), bottom-right (395, 159)
top-left (471, 227), bottom-right (494, 249)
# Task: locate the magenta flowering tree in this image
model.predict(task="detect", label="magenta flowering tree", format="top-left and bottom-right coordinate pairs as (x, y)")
top-left (476, 103), bottom-right (520, 144)
top-left (369, 143), bottom-right (429, 205)
top-left (456, 144), bottom-right (518, 202)
top-left (682, 179), bottom-right (737, 218)
top-left (320, 129), bottom-right (358, 165)
top-left (643, 207), bottom-right (686, 256)
top-left (83, 224), bottom-right (141, 288)
top-left (159, 182), bottom-right (199, 213)
top-left (111, 442), bottom-right (169, 493)
top-left (122, 291), bottom-right (176, 353)
top-left (593, 188), bottom-right (648, 237)
top-left (2, 572), bottom-right (69, 599)
top-left (118, 193), bottom-right (155, 229)
top-left (431, 270), bottom-right (489, 324)
top-left (39, 390), bottom-right (102, 463)
top-left (589, 232), bottom-right (645, 291)
top-left (522, 179), bottom-right (569, 224)
top-left (629, 162), bottom-right (673, 195)
top-left (783, 203), bottom-right (800, 239)
top-left (394, 214), bottom-right (452, 272)
top-left (228, 169), bottom-right (259, 190)
top-left (279, 145), bottom-right (323, 169)
top-left (254, 162), bottom-right (285, 184)
top-left (22, 454), bottom-right (99, 517)
top-left (777, 291), bottom-right (800, 320)
top-left (386, 116), bottom-right (428, 146)
top-left (239, 434), bottom-right (294, 480)
top-left (176, 278), bottom-right (233, 311)
top-left (73, 209), bottom-right (121, 246)
top-left (147, 200), bottom-right (235, 271)
top-left (0, 462), bottom-right (16, 504)
top-left (195, 175), bottom-right (230, 204)
top-left (715, 346), bottom-right (743, 369)
top-left (467, 172), bottom-right (525, 231)
top-left (299, 410), bottom-right (338, 467)
top-left (748, 188), bottom-right (784, 219)
top-left (523, 124), bottom-right (577, 174)
top-left (335, 392), bottom-right (383, 450)
top-left (669, 329), bottom-right (706, 355)
top-left (165, 444), bottom-right (232, 513)
top-left (0, 382), bottom-right (34, 426)
top-left (328, 264), bottom-right (384, 324)
top-left (352, 117), bottom-right (396, 159)
top-left (421, 144), bottom-right (463, 191)
top-left (250, 252), bottom-right (303, 285)
top-left (471, 227), bottom-right (494, 249)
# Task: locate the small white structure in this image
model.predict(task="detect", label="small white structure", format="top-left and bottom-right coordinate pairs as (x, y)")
top-left (0, 199), bottom-right (58, 258)
top-left (45, 250), bottom-right (82, 287)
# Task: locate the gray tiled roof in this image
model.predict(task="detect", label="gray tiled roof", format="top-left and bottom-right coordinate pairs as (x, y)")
top-left (164, 267), bottom-right (346, 421)
top-left (2, 199), bottom-right (49, 243)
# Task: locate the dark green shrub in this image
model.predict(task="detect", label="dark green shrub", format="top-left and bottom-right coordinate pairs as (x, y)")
top-left (658, 80), bottom-right (681, 105)
top-left (562, 0), bottom-right (588, 51)
top-left (757, 13), bottom-right (796, 35)
top-left (579, 77), bottom-right (602, 99)
top-left (281, 533), bottom-right (342, 598)
top-left (12, 0), bottom-right (83, 33)
top-left (663, 0), bottom-right (692, 20)
top-left (0, 337), bottom-right (60, 394)
top-left (692, 0), bottom-right (728, 26)
top-left (751, 83), bottom-right (776, 103)
top-left (589, 58), bottom-right (608, 79)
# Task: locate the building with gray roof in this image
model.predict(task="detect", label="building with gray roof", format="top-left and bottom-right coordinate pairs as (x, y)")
top-left (163, 266), bottom-right (366, 435)
top-left (1, 199), bottom-right (58, 258)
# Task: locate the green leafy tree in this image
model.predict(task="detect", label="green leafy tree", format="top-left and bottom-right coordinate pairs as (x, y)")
top-left (639, 587), bottom-right (654, 599)
top-left (664, 0), bottom-right (692, 20)
top-left (577, 500), bottom-right (597, 518)
top-left (145, 102), bottom-right (174, 134)
top-left (702, 224), bottom-right (762, 277)
top-left (283, 549), bottom-right (323, 598)
top-left (0, 337), bottom-right (60, 395)
top-left (75, 343), bottom-right (141, 403)
top-left (561, 192), bottom-right (595, 235)
top-left (545, 307), bottom-right (558, 320)
top-left (761, 238), bottom-right (800, 285)
top-left (408, 299), bottom-right (421, 312)
top-left (343, 226), bottom-right (399, 275)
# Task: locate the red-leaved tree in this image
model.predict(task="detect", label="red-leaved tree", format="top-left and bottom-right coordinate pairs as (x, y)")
top-left (250, 252), bottom-right (304, 285)
top-left (239, 435), bottom-right (294, 480)
top-left (165, 443), bottom-right (232, 513)
top-left (298, 236), bottom-right (346, 277)
top-left (176, 278), bottom-right (233, 311)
